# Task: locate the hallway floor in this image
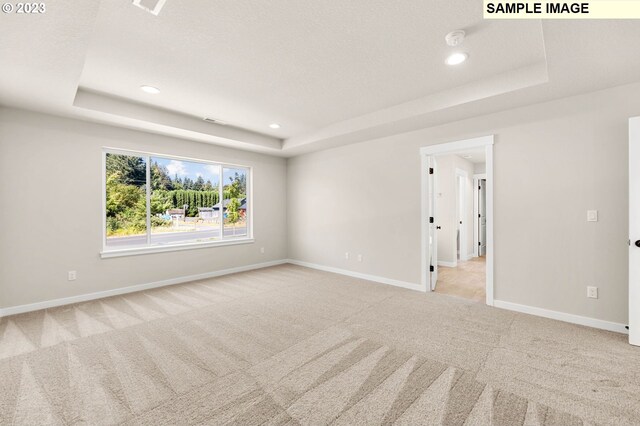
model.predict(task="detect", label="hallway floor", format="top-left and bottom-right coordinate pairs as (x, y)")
top-left (435, 256), bottom-right (486, 302)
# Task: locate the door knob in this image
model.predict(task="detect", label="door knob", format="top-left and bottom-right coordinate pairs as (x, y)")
top-left (636, 240), bottom-right (640, 248)
top-left (436, 226), bottom-right (441, 230)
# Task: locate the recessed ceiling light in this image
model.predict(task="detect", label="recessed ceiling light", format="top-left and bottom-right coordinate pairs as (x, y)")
top-left (140, 85), bottom-right (160, 94)
top-left (269, 123), bottom-right (281, 129)
top-left (462, 155), bottom-right (472, 159)
top-left (445, 52), bottom-right (468, 66)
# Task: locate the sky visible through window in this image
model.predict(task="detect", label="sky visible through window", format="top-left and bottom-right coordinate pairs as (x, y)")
top-left (152, 157), bottom-right (220, 187)
top-left (152, 157), bottom-right (246, 188)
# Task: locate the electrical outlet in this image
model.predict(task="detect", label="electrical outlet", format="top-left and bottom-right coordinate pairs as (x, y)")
top-left (345, 252), bottom-right (350, 260)
top-left (587, 210), bottom-right (598, 222)
top-left (68, 271), bottom-right (77, 281)
top-left (260, 247), bottom-right (265, 254)
top-left (357, 254), bottom-right (363, 262)
top-left (587, 286), bottom-right (598, 299)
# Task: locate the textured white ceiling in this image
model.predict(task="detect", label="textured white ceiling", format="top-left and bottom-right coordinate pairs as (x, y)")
top-left (2, 2), bottom-right (640, 156)
top-left (0, 0), bottom-right (100, 111)
top-left (78, 0), bottom-right (545, 139)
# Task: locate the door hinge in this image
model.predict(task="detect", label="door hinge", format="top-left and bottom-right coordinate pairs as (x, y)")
top-left (429, 167), bottom-right (434, 174)
top-left (429, 217), bottom-right (434, 223)
top-left (430, 265), bottom-right (434, 272)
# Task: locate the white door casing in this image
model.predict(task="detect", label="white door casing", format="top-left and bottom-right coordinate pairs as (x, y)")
top-left (479, 179), bottom-right (487, 256)
top-left (629, 117), bottom-right (640, 346)
top-left (428, 156), bottom-right (438, 289)
top-left (473, 174), bottom-right (488, 257)
top-left (420, 136), bottom-right (494, 305)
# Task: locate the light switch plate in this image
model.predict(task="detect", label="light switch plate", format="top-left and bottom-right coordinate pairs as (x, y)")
top-left (587, 210), bottom-right (598, 222)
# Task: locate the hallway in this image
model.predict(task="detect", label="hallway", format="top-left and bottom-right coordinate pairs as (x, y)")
top-left (435, 256), bottom-right (486, 302)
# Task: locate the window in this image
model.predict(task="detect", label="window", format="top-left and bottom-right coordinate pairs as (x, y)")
top-left (103, 149), bottom-right (251, 256)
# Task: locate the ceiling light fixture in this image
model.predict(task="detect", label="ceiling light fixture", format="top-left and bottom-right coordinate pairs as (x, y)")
top-left (140, 85), bottom-right (160, 94)
top-left (269, 123), bottom-right (281, 129)
top-left (444, 30), bottom-right (468, 66)
top-left (445, 52), bottom-right (468, 66)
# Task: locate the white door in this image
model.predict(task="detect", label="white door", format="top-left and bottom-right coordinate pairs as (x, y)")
top-left (428, 156), bottom-right (439, 289)
top-left (457, 175), bottom-right (464, 260)
top-left (479, 179), bottom-right (487, 256)
top-left (630, 117), bottom-right (640, 346)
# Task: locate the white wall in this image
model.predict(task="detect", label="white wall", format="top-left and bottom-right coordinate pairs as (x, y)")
top-left (288, 81), bottom-right (640, 325)
top-left (474, 163), bottom-right (486, 174)
top-left (0, 108), bottom-right (288, 309)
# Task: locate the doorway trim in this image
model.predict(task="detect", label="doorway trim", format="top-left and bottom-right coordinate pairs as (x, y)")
top-left (630, 117), bottom-right (640, 345)
top-left (420, 135), bottom-right (494, 305)
top-left (473, 173), bottom-right (487, 258)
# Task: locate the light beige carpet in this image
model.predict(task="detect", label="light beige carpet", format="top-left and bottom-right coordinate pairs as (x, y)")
top-left (0, 264), bottom-right (639, 425)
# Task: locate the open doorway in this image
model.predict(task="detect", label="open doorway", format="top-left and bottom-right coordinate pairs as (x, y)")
top-left (421, 136), bottom-right (494, 305)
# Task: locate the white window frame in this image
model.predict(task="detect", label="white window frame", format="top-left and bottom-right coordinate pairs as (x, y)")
top-left (101, 147), bottom-right (253, 258)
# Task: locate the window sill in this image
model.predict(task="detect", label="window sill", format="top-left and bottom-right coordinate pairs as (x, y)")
top-left (100, 237), bottom-right (254, 259)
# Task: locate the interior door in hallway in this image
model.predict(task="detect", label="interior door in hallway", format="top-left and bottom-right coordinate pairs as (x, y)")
top-left (630, 117), bottom-right (640, 346)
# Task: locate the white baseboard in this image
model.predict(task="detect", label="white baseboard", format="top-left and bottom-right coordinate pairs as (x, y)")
top-left (2, 259), bottom-right (626, 337)
top-left (458, 254), bottom-right (472, 262)
top-left (287, 259), bottom-right (424, 292)
top-left (437, 260), bottom-right (457, 268)
top-left (493, 299), bottom-right (628, 334)
top-left (0, 260), bottom-right (288, 318)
